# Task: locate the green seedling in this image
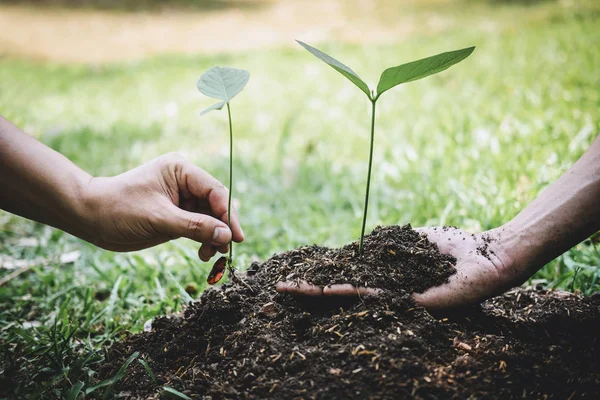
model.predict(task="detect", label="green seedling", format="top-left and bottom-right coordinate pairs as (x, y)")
top-left (197, 66), bottom-right (250, 279)
top-left (297, 41), bottom-right (475, 253)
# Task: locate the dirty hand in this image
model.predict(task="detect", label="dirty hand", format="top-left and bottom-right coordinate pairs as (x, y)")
top-left (81, 153), bottom-right (244, 259)
top-left (276, 227), bottom-right (514, 310)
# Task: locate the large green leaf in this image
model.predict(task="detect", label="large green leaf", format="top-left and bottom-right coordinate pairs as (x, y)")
top-left (376, 46), bottom-right (475, 98)
top-left (197, 66), bottom-right (250, 102)
top-left (296, 40), bottom-right (371, 98)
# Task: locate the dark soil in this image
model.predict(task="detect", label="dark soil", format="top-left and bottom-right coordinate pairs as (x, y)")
top-left (100, 225), bottom-right (600, 399)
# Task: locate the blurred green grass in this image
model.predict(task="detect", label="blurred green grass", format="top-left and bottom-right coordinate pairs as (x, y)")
top-left (1, 0), bottom-right (600, 397)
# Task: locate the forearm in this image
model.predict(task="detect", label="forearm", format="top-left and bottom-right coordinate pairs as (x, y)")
top-left (497, 134), bottom-right (600, 281)
top-left (0, 116), bottom-right (93, 240)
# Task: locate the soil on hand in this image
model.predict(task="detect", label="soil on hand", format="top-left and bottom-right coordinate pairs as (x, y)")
top-left (101, 225), bottom-right (600, 399)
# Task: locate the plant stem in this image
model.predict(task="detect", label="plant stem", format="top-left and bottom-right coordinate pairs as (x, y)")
top-left (226, 102), bottom-right (233, 267)
top-left (359, 99), bottom-right (377, 253)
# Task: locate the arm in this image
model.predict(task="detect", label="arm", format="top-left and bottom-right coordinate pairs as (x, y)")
top-left (498, 133), bottom-right (600, 284)
top-left (0, 115), bottom-right (92, 240)
top-left (416, 133), bottom-right (600, 308)
top-left (0, 115), bottom-right (243, 260)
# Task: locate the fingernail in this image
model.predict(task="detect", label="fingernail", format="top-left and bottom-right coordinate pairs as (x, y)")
top-left (212, 227), bottom-right (230, 244)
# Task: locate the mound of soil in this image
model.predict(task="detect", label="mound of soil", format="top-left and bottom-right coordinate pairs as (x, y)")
top-left (101, 225), bottom-right (600, 399)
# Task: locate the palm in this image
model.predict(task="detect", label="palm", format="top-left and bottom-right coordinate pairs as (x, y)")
top-left (413, 227), bottom-right (510, 309)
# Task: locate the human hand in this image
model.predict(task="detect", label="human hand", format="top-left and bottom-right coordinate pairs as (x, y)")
top-left (276, 227), bottom-right (517, 310)
top-left (411, 227), bottom-right (514, 309)
top-left (80, 153), bottom-right (244, 260)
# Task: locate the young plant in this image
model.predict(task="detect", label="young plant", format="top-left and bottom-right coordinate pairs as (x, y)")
top-left (297, 41), bottom-right (475, 253)
top-left (197, 66), bottom-right (250, 282)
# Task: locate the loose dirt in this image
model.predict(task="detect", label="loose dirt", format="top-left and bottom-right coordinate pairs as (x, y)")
top-left (100, 225), bottom-right (600, 399)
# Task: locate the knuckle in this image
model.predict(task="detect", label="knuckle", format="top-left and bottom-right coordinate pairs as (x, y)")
top-left (160, 152), bottom-right (186, 168)
top-left (206, 182), bottom-right (228, 203)
top-left (211, 181), bottom-right (227, 192)
top-left (187, 217), bottom-right (208, 239)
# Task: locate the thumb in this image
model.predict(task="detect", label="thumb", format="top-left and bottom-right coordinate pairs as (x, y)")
top-left (162, 205), bottom-right (232, 246)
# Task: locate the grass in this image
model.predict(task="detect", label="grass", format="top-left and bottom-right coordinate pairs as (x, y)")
top-left (1, 0), bottom-right (600, 397)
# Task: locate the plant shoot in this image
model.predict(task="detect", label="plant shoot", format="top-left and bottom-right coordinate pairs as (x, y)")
top-left (197, 66), bottom-right (250, 282)
top-left (297, 40), bottom-right (475, 253)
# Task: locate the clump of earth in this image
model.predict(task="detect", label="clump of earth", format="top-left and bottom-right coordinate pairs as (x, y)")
top-left (100, 225), bottom-right (600, 399)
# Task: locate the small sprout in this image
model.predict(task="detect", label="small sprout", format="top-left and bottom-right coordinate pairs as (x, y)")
top-left (297, 40), bottom-right (475, 253)
top-left (207, 256), bottom-right (227, 285)
top-left (197, 66), bottom-right (250, 272)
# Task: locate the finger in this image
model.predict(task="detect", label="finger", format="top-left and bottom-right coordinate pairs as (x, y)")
top-left (276, 281), bottom-right (323, 296)
top-left (216, 243), bottom-right (229, 254)
top-left (413, 286), bottom-right (469, 310)
top-left (323, 284), bottom-right (381, 297)
top-left (180, 162), bottom-right (245, 243)
top-left (198, 242), bottom-right (229, 262)
top-left (220, 207), bottom-right (244, 243)
top-left (160, 205), bottom-right (232, 246)
top-left (179, 195), bottom-right (198, 213)
top-left (198, 244), bottom-right (217, 262)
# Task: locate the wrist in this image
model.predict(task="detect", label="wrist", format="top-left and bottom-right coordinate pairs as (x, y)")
top-left (486, 221), bottom-right (541, 287)
top-left (70, 174), bottom-right (103, 244)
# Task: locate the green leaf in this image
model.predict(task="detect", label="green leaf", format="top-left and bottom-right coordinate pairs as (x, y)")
top-left (85, 351), bottom-right (139, 396)
top-left (65, 381), bottom-right (84, 400)
top-left (376, 46), bottom-right (475, 98)
top-left (296, 40), bottom-right (371, 98)
top-left (138, 358), bottom-right (157, 383)
top-left (199, 101), bottom-right (226, 116)
top-left (163, 386), bottom-right (192, 399)
top-left (105, 275), bottom-right (123, 326)
top-left (102, 351), bottom-right (140, 399)
top-left (197, 66), bottom-right (250, 102)
top-left (84, 380), bottom-right (113, 396)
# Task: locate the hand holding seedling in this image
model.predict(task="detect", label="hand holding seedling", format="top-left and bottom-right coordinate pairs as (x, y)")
top-left (0, 115), bottom-right (244, 257)
top-left (82, 153), bottom-right (244, 256)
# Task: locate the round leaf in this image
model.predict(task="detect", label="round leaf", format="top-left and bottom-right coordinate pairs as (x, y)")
top-left (197, 66), bottom-right (250, 102)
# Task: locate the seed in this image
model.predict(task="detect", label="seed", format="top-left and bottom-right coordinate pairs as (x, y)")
top-left (207, 256), bottom-right (227, 285)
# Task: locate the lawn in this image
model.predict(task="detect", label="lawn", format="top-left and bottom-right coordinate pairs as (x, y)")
top-left (1, 0), bottom-right (599, 397)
